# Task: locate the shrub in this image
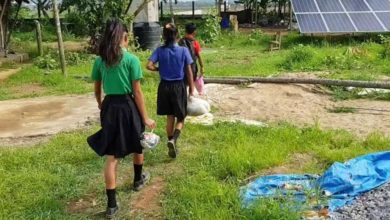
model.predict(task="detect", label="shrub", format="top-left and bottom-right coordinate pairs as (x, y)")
top-left (34, 53), bottom-right (58, 70)
top-left (379, 35), bottom-right (390, 59)
top-left (288, 45), bottom-right (314, 63)
top-left (280, 45), bottom-right (314, 70)
top-left (34, 51), bottom-right (94, 69)
top-left (199, 10), bottom-right (221, 43)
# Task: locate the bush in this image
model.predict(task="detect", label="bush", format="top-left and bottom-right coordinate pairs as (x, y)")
top-left (379, 35), bottom-right (390, 59)
top-left (65, 12), bottom-right (89, 37)
top-left (34, 53), bottom-right (58, 70)
top-left (280, 45), bottom-right (314, 70)
top-left (289, 45), bottom-right (314, 63)
top-left (34, 51), bottom-right (94, 69)
top-left (199, 10), bottom-right (221, 43)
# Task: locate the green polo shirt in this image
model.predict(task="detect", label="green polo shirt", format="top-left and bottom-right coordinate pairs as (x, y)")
top-left (91, 48), bottom-right (143, 95)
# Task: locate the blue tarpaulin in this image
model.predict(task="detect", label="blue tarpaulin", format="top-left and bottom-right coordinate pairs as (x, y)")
top-left (242, 151), bottom-right (390, 211)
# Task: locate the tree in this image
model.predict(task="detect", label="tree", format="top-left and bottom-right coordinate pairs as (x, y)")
top-left (0, 0), bottom-right (28, 54)
top-left (30, 0), bottom-right (51, 20)
top-left (0, 0), bottom-right (11, 51)
top-left (61, 0), bottom-right (154, 52)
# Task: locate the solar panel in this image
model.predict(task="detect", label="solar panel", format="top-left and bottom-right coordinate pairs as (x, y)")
top-left (340, 0), bottom-right (370, 12)
top-left (296, 14), bottom-right (327, 33)
top-left (323, 13), bottom-right (356, 32)
top-left (291, 0), bottom-right (390, 34)
top-left (292, 0), bottom-right (318, 13)
top-left (316, 0), bottom-right (344, 12)
top-left (365, 0), bottom-right (390, 11)
top-left (377, 12), bottom-right (390, 30)
top-left (349, 13), bottom-right (385, 32)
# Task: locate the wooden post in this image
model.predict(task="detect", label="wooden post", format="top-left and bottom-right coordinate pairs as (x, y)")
top-left (52, 0), bottom-right (66, 76)
top-left (289, 1), bottom-right (293, 31)
top-left (160, 1), bottom-right (163, 20)
top-left (192, 1), bottom-right (195, 19)
top-left (255, 0), bottom-right (258, 26)
top-left (34, 20), bottom-right (43, 56)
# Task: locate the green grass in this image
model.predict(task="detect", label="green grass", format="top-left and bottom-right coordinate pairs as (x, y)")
top-left (201, 32), bottom-right (390, 81)
top-left (1, 120), bottom-right (389, 219)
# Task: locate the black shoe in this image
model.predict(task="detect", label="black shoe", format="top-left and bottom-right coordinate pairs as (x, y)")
top-left (133, 171), bottom-right (151, 191)
top-left (167, 140), bottom-right (177, 159)
top-left (105, 206), bottom-right (118, 219)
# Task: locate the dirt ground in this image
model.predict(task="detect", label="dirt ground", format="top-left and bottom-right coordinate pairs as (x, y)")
top-left (205, 83), bottom-right (390, 137)
top-left (0, 68), bottom-right (21, 80)
top-left (0, 94), bottom-right (98, 146)
top-left (1, 82), bottom-right (389, 146)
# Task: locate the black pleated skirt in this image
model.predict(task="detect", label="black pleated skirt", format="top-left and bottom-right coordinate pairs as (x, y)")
top-left (87, 94), bottom-right (145, 158)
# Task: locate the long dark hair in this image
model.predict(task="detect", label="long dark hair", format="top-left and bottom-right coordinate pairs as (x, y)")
top-left (99, 19), bottom-right (127, 67)
top-left (163, 23), bottom-right (178, 47)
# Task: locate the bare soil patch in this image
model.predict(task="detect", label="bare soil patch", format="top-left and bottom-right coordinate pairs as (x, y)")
top-left (205, 83), bottom-right (390, 136)
top-left (130, 177), bottom-right (165, 220)
top-left (10, 83), bottom-right (47, 97)
top-left (0, 68), bottom-right (21, 80)
top-left (46, 41), bottom-right (87, 52)
top-left (0, 94), bottom-right (98, 146)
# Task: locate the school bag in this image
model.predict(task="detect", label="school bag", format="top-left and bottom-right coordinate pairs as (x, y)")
top-left (179, 38), bottom-right (198, 77)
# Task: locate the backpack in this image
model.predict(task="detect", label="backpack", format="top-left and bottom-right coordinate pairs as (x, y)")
top-left (179, 38), bottom-right (198, 79)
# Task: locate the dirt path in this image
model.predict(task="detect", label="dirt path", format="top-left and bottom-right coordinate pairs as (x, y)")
top-left (0, 68), bottom-right (22, 80)
top-left (205, 83), bottom-right (390, 136)
top-left (1, 82), bottom-right (389, 146)
top-left (0, 94), bottom-right (98, 146)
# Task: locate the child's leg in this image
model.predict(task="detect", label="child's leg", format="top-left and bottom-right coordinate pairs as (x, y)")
top-left (133, 153), bottom-right (144, 183)
top-left (104, 156), bottom-right (119, 208)
top-left (166, 115), bottom-right (175, 140)
top-left (173, 119), bottom-right (184, 143)
top-left (133, 153), bottom-right (150, 190)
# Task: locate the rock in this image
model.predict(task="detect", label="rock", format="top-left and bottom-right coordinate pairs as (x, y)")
top-left (334, 182), bottom-right (390, 220)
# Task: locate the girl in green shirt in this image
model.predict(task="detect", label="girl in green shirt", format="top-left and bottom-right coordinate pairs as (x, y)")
top-left (87, 19), bottom-right (156, 218)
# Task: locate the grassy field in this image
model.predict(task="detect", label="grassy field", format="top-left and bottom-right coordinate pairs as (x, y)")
top-left (1, 116), bottom-right (389, 219)
top-left (0, 31), bottom-right (390, 219)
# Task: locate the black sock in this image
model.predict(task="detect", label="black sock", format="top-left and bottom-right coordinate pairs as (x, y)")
top-left (173, 129), bottom-right (181, 142)
top-left (106, 189), bottom-right (117, 208)
top-left (168, 136), bottom-right (173, 141)
top-left (134, 164), bottom-right (143, 183)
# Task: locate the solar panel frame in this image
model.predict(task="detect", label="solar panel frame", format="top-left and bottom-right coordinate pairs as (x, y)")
top-left (291, 0), bottom-right (390, 34)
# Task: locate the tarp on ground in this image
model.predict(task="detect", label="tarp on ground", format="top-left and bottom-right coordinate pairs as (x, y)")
top-left (241, 151), bottom-right (390, 211)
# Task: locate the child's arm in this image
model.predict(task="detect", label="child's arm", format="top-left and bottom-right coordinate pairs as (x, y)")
top-left (186, 64), bottom-right (195, 96)
top-left (132, 80), bottom-right (156, 129)
top-left (146, 61), bottom-right (159, 72)
top-left (197, 54), bottom-right (204, 76)
top-left (94, 81), bottom-right (102, 109)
